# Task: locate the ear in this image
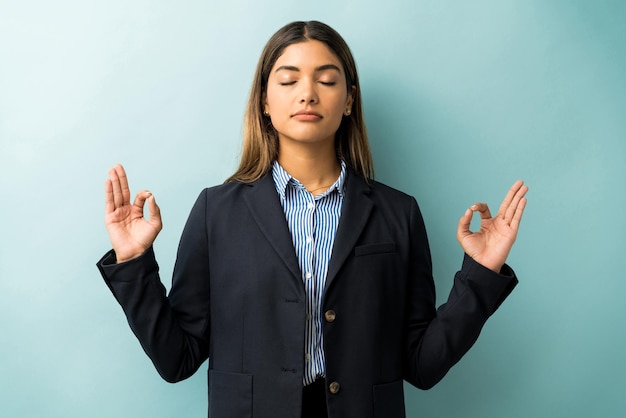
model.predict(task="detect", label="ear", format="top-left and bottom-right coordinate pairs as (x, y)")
top-left (262, 92), bottom-right (269, 114)
top-left (346, 85), bottom-right (356, 108)
top-left (344, 85), bottom-right (356, 115)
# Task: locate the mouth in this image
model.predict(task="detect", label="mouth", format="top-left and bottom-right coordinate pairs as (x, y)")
top-left (292, 110), bottom-right (323, 121)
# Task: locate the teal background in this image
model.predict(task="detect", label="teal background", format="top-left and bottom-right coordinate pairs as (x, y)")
top-left (1, 1), bottom-right (625, 417)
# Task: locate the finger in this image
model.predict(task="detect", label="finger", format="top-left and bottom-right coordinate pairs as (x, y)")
top-left (503, 182), bottom-right (528, 223)
top-left (114, 164), bottom-right (131, 206)
top-left (497, 180), bottom-right (524, 220)
top-left (509, 196), bottom-right (528, 231)
top-left (133, 190), bottom-right (152, 214)
top-left (457, 208), bottom-right (473, 241)
top-left (109, 167), bottom-right (124, 209)
top-left (471, 202), bottom-right (492, 219)
top-left (104, 178), bottom-right (115, 214)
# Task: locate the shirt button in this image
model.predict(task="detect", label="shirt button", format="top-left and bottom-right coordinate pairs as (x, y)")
top-left (305, 313), bottom-right (311, 321)
top-left (328, 381), bottom-right (341, 394)
top-left (305, 272), bottom-right (312, 280)
top-left (307, 202), bottom-right (315, 210)
top-left (324, 310), bottom-right (336, 322)
top-left (305, 353), bottom-right (311, 361)
top-left (306, 236), bottom-right (313, 244)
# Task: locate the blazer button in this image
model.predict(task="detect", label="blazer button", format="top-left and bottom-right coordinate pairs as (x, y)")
top-left (324, 310), bottom-right (336, 322)
top-left (328, 381), bottom-right (341, 394)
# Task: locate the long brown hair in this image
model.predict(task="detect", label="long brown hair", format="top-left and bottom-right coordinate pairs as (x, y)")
top-left (227, 21), bottom-right (373, 183)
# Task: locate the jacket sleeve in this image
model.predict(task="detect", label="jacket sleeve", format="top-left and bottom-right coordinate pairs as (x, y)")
top-left (403, 197), bottom-right (518, 389)
top-left (96, 190), bottom-right (211, 383)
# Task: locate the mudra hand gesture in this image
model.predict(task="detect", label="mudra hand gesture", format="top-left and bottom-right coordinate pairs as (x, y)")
top-left (457, 180), bottom-right (528, 273)
top-left (104, 164), bottom-right (162, 263)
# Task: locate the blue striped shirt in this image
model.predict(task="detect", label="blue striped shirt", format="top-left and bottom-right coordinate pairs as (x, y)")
top-left (272, 160), bottom-right (346, 386)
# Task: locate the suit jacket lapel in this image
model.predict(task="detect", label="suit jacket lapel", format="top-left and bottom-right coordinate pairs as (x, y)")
top-left (325, 171), bottom-right (373, 292)
top-left (243, 174), bottom-right (302, 283)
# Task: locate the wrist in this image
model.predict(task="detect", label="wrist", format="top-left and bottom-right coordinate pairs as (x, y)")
top-left (468, 254), bottom-right (504, 273)
top-left (114, 249), bottom-right (145, 264)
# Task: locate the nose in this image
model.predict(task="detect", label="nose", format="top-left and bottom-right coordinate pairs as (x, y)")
top-left (299, 79), bottom-right (318, 104)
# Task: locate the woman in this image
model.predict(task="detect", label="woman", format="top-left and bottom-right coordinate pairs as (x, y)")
top-left (98, 21), bottom-right (527, 418)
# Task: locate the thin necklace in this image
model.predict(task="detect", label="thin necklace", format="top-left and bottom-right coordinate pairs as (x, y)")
top-left (307, 184), bottom-right (333, 194)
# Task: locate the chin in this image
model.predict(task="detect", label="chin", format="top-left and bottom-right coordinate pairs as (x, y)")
top-left (279, 130), bottom-right (336, 145)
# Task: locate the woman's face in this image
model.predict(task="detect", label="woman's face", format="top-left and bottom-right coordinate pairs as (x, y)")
top-left (264, 40), bottom-right (354, 149)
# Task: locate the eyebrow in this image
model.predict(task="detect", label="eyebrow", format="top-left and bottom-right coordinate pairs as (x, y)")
top-left (274, 64), bottom-right (342, 74)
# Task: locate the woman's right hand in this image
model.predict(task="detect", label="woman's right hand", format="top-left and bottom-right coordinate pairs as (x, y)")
top-left (104, 164), bottom-right (162, 263)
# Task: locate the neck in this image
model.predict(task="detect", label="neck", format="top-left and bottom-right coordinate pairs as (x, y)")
top-left (277, 140), bottom-right (341, 193)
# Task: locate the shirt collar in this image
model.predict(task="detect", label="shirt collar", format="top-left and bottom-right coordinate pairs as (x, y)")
top-left (272, 160), bottom-right (347, 199)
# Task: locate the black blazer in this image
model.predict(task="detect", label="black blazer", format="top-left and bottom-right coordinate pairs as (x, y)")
top-left (97, 170), bottom-right (517, 418)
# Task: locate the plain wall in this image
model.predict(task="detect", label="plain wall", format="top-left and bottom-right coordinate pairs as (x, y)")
top-left (1, 1), bottom-right (624, 417)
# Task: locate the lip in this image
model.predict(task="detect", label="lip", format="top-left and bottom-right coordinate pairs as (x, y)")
top-left (292, 110), bottom-right (322, 121)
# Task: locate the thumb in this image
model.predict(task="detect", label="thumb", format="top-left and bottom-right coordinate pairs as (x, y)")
top-left (457, 208), bottom-right (473, 242)
top-left (146, 193), bottom-right (162, 229)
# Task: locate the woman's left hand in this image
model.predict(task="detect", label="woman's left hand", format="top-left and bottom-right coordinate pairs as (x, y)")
top-left (457, 180), bottom-right (528, 273)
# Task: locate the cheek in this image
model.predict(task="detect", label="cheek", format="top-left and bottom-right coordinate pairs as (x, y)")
top-left (264, 84), bottom-right (278, 106)
top-left (332, 88), bottom-right (349, 106)
top-left (329, 93), bottom-right (349, 115)
top-left (266, 90), bottom-right (288, 114)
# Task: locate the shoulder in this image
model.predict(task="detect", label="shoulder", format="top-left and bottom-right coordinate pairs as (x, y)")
top-left (193, 181), bottom-right (249, 208)
top-left (348, 172), bottom-right (417, 207)
top-left (344, 172), bottom-right (424, 226)
top-left (368, 179), bottom-right (414, 201)
top-left (372, 179), bottom-right (421, 219)
top-left (203, 179), bottom-right (251, 197)
top-left (192, 173), bottom-right (275, 209)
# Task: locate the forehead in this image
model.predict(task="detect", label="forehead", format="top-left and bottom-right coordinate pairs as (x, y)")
top-left (273, 40), bottom-right (344, 72)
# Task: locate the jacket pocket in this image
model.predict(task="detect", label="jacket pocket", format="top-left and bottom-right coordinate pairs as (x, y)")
top-left (354, 242), bottom-right (396, 257)
top-left (373, 379), bottom-right (405, 418)
top-left (208, 370), bottom-right (253, 418)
